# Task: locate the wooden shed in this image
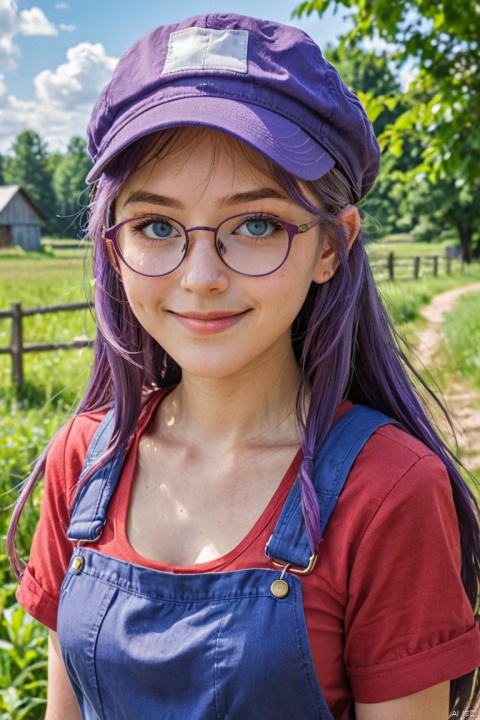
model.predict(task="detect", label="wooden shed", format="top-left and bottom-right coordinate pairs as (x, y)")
top-left (0, 185), bottom-right (44, 251)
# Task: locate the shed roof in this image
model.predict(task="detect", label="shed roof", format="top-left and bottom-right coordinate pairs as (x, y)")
top-left (0, 185), bottom-right (45, 222)
top-left (0, 185), bottom-right (20, 211)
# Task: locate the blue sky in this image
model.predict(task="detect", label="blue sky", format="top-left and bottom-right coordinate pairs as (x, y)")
top-left (0, 0), bottom-right (351, 154)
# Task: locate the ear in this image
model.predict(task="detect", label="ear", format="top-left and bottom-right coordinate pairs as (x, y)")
top-left (312, 205), bottom-right (360, 284)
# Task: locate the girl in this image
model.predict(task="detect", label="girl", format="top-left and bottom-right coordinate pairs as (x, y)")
top-left (8, 13), bottom-right (480, 720)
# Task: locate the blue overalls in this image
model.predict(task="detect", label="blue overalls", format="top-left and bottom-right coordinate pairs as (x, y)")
top-left (57, 405), bottom-right (392, 719)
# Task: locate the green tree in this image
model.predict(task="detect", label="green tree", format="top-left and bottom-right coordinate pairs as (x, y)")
top-left (397, 176), bottom-right (479, 251)
top-left (51, 137), bottom-right (92, 237)
top-left (294, 0), bottom-right (480, 259)
top-left (4, 131), bottom-right (56, 234)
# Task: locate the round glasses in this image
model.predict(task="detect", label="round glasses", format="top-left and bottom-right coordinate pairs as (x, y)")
top-left (103, 212), bottom-right (323, 278)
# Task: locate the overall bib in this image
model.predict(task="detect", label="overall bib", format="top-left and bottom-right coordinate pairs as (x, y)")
top-left (58, 406), bottom-right (391, 719)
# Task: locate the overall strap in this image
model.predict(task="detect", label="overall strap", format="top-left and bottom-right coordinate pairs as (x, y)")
top-left (67, 408), bottom-right (127, 542)
top-left (265, 405), bottom-right (394, 569)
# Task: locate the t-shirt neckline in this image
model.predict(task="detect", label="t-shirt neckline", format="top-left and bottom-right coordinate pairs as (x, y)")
top-left (111, 389), bottom-right (302, 574)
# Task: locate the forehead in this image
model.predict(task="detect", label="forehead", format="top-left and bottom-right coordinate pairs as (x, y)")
top-left (150, 127), bottom-right (272, 167)
top-left (117, 127), bottom-right (284, 202)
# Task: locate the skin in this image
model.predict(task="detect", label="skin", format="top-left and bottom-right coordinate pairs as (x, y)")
top-left (46, 129), bottom-right (450, 718)
top-left (115, 131), bottom-right (346, 567)
top-left (114, 135), bottom-right (333, 385)
top-left (46, 632), bottom-right (81, 720)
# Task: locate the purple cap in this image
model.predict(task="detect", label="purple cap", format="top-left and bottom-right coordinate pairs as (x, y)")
top-left (86, 13), bottom-right (380, 201)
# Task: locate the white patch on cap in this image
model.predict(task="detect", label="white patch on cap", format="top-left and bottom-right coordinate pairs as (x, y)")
top-left (164, 27), bottom-right (248, 75)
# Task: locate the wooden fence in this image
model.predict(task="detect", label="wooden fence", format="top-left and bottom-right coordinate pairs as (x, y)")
top-left (371, 253), bottom-right (462, 281)
top-left (0, 301), bottom-right (94, 396)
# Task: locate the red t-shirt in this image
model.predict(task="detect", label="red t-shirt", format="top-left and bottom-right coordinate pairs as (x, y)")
top-left (17, 391), bottom-right (480, 719)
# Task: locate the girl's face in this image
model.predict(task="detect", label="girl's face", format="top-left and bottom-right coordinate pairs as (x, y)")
top-left (113, 129), bottom-right (337, 383)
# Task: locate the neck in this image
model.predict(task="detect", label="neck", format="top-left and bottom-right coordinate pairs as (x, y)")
top-left (159, 350), bottom-right (304, 452)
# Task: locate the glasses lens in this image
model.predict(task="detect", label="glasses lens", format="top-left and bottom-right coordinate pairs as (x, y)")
top-left (218, 215), bottom-right (289, 275)
top-left (116, 217), bottom-right (187, 276)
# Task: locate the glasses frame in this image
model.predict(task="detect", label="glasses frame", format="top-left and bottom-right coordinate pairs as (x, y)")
top-left (103, 212), bottom-right (324, 278)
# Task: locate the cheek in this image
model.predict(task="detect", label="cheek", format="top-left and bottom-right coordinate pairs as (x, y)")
top-left (119, 271), bottom-right (165, 321)
top-left (120, 265), bottom-right (156, 294)
top-left (258, 271), bottom-right (312, 327)
top-left (277, 248), bottom-right (319, 297)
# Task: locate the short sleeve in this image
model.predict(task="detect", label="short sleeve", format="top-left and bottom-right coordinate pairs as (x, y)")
top-left (16, 414), bottom-right (100, 631)
top-left (344, 452), bottom-right (480, 703)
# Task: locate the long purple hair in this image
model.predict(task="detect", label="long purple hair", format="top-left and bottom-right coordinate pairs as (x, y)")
top-left (8, 128), bottom-right (480, 714)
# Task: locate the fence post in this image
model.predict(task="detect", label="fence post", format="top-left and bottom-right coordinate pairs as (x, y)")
top-left (387, 252), bottom-right (395, 281)
top-left (446, 257), bottom-right (451, 274)
top-left (414, 256), bottom-right (420, 279)
top-left (11, 302), bottom-right (24, 395)
top-left (433, 256), bottom-right (438, 277)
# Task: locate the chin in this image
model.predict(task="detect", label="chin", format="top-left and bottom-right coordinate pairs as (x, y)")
top-left (180, 364), bottom-right (245, 381)
top-left (169, 352), bottom-right (256, 381)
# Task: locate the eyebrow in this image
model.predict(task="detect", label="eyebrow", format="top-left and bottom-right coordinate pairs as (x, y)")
top-left (121, 188), bottom-right (291, 210)
top-left (220, 189), bottom-right (291, 205)
top-left (122, 191), bottom-right (183, 210)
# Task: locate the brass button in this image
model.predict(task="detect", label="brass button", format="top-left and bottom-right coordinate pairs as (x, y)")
top-left (270, 579), bottom-right (289, 598)
top-left (72, 556), bottom-right (84, 573)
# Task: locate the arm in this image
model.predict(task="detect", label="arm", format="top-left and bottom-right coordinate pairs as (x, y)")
top-left (342, 447), bottom-right (479, 710)
top-left (355, 681), bottom-right (450, 719)
top-left (45, 630), bottom-right (81, 720)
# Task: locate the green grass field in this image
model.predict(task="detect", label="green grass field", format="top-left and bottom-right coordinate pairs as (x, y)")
top-left (0, 254), bottom-right (94, 409)
top-left (369, 237), bottom-right (450, 257)
top-left (0, 249), bottom-right (479, 718)
top-left (378, 268), bottom-right (480, 326)
top-left (0, 254), bottom-right (93, 719)
top-left (439, 293), bottom-right (480, 391)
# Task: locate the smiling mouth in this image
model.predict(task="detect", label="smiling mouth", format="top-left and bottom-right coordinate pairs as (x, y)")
top-left (170, 310), bottom-right (251, 333)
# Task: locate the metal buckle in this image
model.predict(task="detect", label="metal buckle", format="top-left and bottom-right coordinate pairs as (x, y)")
top-left (272, 553), bottom-right (318, 575)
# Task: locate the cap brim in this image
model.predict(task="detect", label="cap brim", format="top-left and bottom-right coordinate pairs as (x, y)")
top-left (86, 95), bottom-right (335, 184)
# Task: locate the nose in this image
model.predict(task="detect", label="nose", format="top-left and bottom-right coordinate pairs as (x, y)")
top-left (180, 230), bottom-right (229, 295)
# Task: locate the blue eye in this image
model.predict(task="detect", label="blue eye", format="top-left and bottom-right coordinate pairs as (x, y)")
top-left (234, 217), bottom-right (280, 238)
top-left (143, 220), bottom-right (180, 240)
top-left (245, 219), bottom-right (270, 236)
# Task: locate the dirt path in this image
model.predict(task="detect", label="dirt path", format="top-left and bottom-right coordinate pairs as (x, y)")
top-left (415, 282), bottom-right (480, 474)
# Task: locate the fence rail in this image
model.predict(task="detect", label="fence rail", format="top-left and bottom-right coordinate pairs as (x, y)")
top-left (372, 253), bottom-right (462, 280)
top-left (0, 301), bottom-right (94, 396)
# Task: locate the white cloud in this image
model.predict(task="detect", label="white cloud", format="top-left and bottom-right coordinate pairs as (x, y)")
top-left (0, 33), bottom-right (19, 70)
top-left (59, 23), bottom-right (75, 32)
top-left (18, 7), bottom-right (57, 36)
top-left (0, 0), bottom-right (58, 69)
top-left (55, 2), bottom-right (69, 8)
top-left (0, 74), bottom-right (6, 96)
top-left (0, 0), bottom-right (18, 35)
top-left (0, 42), bottom-right (118, 153)
top-left (35, 43), bottom-right (117, 109)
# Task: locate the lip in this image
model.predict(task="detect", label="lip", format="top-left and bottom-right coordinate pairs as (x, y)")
top-left (170, 309), bottom-right (251, 334)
